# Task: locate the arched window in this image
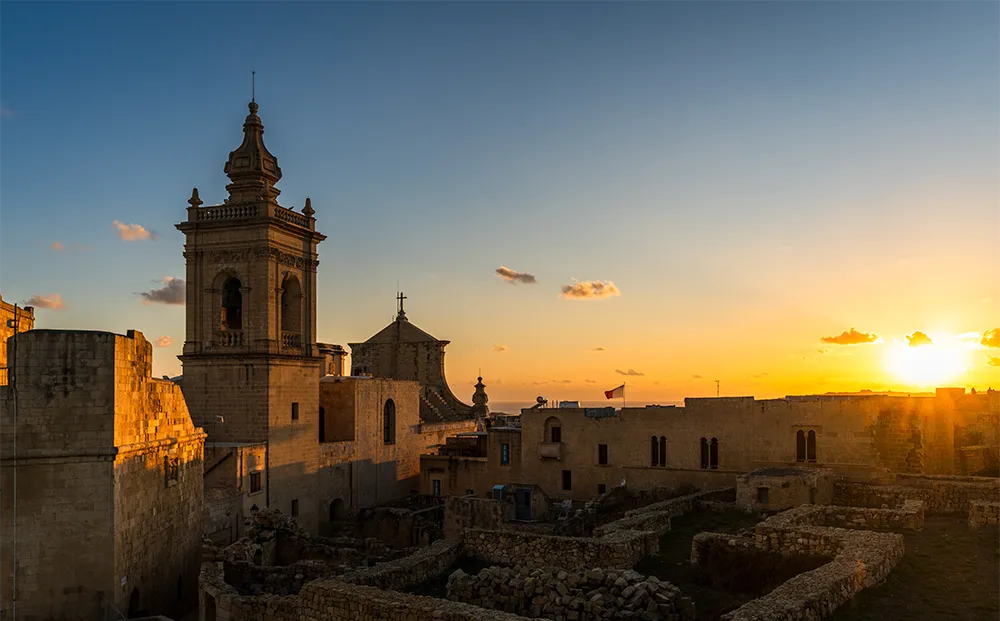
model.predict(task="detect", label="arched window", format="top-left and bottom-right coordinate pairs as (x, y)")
top-left (807, 430), bottom-right (817, 462)
top-left (383, 399), bottom-right (396, 444)
top-left (709, 437), bottom-right (719, 469)
top-left (700, 437), bottom-right (709, 469)
top-left (796, 430), bottom-right (806, 462)
top-left (650, 436), bottom-right (659, 466)
top-left (544, 417), bottom-right (562, 443)
top-left (329, 498), bottom-right (344, 522)
top-left (280, 275), bottom-right (302, 333)
top-left (221, 277), bottom-right (243, 330)
top-left (319, 406), bottom-right (326, 442)
top-left (659, 436), bottom-right (667, 467)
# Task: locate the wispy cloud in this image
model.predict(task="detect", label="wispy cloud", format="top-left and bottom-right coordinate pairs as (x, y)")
top-left (113, 220), bottom-right (159, 241)
top-left (495, 266), bottom-right (537, 285)
top-left (492, 344), bottom-right (509, 353)
top-left (585, 379), bottom-right (597, 384)
top-left (692, 374), bottom-right (704, 379)
top-left (590, 347), bottom-right (606, 352)
top-left (615, 368), bottom-right (644, 376)
top-left (820, 328), bottom-right (880, 345)
top-left (25, 293), bottom-right (65, 310)
top-left (906, 331), bottom-right (933, 347)
top-left (50, 241), bottom-right (65, 251)
top-left (988, 356), bottom-right (1000, 367)
top-left (153, 336), bottom-right (174, 348)
top-left (561, 280), bottom-right (621, 300)
top-left (556, 379), bottom-right (572, 384)
top-left (751, 372), bottom-right (770, 379)
top-left (981, 328), bottom-right (1000, 349)
top-left (137, 277), bottom-right (185, 305)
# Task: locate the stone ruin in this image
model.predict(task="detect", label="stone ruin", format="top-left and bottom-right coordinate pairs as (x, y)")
top-left (447, 565), bottom-right (694, 621)
top-left (736, 467), bottom-right (835, 512)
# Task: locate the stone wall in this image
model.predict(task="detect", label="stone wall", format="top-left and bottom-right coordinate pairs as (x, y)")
top-left (593, 488), bottom-right (736, 538)
top-left (461, 528), bottom-right (655, 571)
top-left (447, 565), bottom-right (695, 620)
top-left (736, 467), bottom-right (835, 512)
top-left (0, 293), bottom-right (34, 385)
top-left (968, 501), bottom-right (1000, 529)
top-left (444, 496), bottom-right (508, 539)
top-left (833, 475), bottom-right (999, 515)
top-left (341, 538), bottom-right (461, 591)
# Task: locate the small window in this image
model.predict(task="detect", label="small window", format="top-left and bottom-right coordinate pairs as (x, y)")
top-left (807, 430), bottom-right (817, 462)
top-left (383, 399), bottom-right (396, 444)
top-left (432, 479), bottom-right (441, 497)
top-left (598, 444), bottom-right (608, 465)
top-left (501, 443), bottom-right (510, 466)
top-left (291, 402), bottom-right (299, 421)
top-left (699, 437), bottom-right (709, 469)
top-left (290, 499), bottom-right (299, 517)
top-left (659, 436), bottom-right (666, 467)
top-left (651, 436), bottom-right (659, 467)
top-left (551, 426), bottom-right (562, 443)
top-left (709, 437), bottom-right (719, 469)
top-left (249, 471), bottom-right (262, 494)
top-left (561, 470), bottom-right (572, 491)
top-left (757, 487), bottom-right (769, 504)
top-left (164, 457), bottom-right (179, 487)
top-left (465, 489), bottom-right (475, 496)
top-left (598, 484), bottom-right (607, 495)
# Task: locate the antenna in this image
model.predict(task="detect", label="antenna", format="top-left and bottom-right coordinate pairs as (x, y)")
top-left (715, 380), bottom-right (720, 398)
top-left (251, 69), bottom-right (256, 102)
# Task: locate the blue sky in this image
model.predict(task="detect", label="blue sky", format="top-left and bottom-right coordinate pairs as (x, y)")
top-left (2, 2), bottom-right (998, 402)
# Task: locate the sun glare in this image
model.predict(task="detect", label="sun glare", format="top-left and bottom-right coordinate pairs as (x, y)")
top-left (885, 338), bottom-right (970, 388)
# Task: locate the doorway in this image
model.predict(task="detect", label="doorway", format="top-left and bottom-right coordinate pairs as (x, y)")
top-left (515, 488), bottom-right (532, 520)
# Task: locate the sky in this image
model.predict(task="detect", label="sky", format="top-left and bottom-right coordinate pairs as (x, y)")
top-left (1, 2), bottom-right (998, 406)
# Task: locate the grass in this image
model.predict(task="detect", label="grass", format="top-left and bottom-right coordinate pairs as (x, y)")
top-left (831, 516), bottom-right (1000, 621)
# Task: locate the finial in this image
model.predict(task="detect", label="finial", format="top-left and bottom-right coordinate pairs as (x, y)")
top-left (251, 69), bottom-right (256, 103)
top-left (396, 291), bottom-right (407, 316)
top-left (302, 197), bottom-right (314, 217)
top-left (188, 187), bottom-right (203, 208)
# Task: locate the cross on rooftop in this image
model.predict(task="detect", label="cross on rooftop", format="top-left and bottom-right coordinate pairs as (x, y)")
top-left (396, 291), bottom-right (407, 314)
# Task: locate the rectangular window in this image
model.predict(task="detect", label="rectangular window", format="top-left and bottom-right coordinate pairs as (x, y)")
top-left (757, 487), bottom-right (769, 504)
top-left (249, 471), bottom-right (262, 494)
top-left (291, 402), bottom-right (299, 421)
top-left (598, 484), bottom-right (607, 495)
top-left (598, 444), bottom-right (608, 465)
top-left (164, 457), bottom-right (179, 487)
top-left (562, 470), bottom-right (572, 491)
top-left (551, 426), bottom-right (562, 443)
top-left (290, 499), bottom-right (299, 517)
top-left (432, 479), bottom-right (442, 497)
top-left (501, 443), bottom-right (510, 466)
top-left (465, 489), bottom-right (475, 496)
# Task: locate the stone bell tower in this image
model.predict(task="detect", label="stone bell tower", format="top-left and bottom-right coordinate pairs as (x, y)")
top-left (176, 100), bottom-right (325, 531)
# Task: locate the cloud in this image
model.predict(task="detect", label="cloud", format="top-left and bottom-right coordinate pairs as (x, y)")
top-left (590, 347), bottom-right (606, 352)
top-left (25, 293), bottom-right (65, 310)
top-left (113, 220), bottom-right (159, 241)
top-left (50, 241), bottom-right (65, 251)
top-left (0, 107), bottom-right (13, 118)
top-left (492, 344), bottom-right (509, 353)
top-left (615, 368), bottom-right (644, 376)
top-left (585, 380), bottom-right (597, 384)
top-left (561, 280), bottom-right (621, 300)
top-left (988, 356), bottom-right (1000, 367)
top-left (981, 328), bottom-right (1000, 349)
top-left (152, 336), bottom-right (174, 348)
top-left (692, 374), bottom-right (704, 379)
top-left (906, 331), bottom-right (933, 347)
top-left (495, 266), bottom-right (537, 285)
top-left (820, 328), bottom-right (880, 345)
top-left (751, 372), bottom-right (770, 379)
top-left (556, 379), bottom-right (572, 384)
top-left (137, 277), bottom-right (185, 305)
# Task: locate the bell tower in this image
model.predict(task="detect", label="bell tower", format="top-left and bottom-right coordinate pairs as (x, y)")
top-left (175, 100), bottom-right (325, 531)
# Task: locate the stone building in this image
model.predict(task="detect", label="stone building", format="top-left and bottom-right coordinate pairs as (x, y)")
top-left (349, 298), bottom-right (481, 424)
top-left (422, 390), bottom-right (998, 505)
top-left (0, 329), bottom-right (205, 620)
top-left (0, 294), bottom-right (34, 386)
top-left (178, 101), bottom-right (480, 539)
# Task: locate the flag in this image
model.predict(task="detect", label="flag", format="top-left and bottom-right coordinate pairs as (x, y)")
top-left (604, 384), bottom-right (625, 400)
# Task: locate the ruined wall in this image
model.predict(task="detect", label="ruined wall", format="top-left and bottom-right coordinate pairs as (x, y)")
top-left (735, 467), bottom-right (835, 512)
top-left (443, 496), bottom-right (507, 539)
top-left (593, 488), bottom-right (736, 538)
top-left (0, 330), bottom-right (205, 620)
top-left (834, 475), bottom-right (1000, 515)
top-left (968, 501), bottom-right (1000, 529)
top-left (461, 529), bottom-right (655, 571)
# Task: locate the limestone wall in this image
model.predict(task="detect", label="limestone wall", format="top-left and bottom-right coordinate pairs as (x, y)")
top-left (969, 501), bottom-right (1000, 529)
top-left (593, 488), bottom-right (736, 538)
top-left (461, 528), bottom-right (655, 570)
top-left (736, 467), bottom-right (835, 512)
top-left (0, 294), bottom-right (34, 385)
top-left (444, 496), bottom-right (507, 539)
top-left (341, 538), bottom-right (461, 591)
top-left (447, 565), bottom-right (694, 620)
top-left (833, 476), bottom-right (999, 515)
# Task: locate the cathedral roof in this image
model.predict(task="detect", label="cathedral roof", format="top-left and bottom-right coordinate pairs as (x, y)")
top-left (223, 101), bottom-right (282, 203)
top-left (356, 313), bottom-right (444, 345)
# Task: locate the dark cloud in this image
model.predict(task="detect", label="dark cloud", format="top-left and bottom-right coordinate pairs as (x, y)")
top-left (692, 374), bottom-right (704, 379)
top-left (906, 331), bottom-right (933, 347)
top-left (137, 277), bottom-right (185, 305)
top-left (495, 266), bottom-right (537, 285)
top-left (590, 347), bottom-right (606, 352)
top-left (981, 328), bottom-right (1000, 349)
top-left (615, 368), bottom-right (644, 376)
top-left (820, 328), bottom-right (880, 345)
top-left (561, 280), bottom-right (621, 300)
top-left (25, 293), bottom-right (65, 310)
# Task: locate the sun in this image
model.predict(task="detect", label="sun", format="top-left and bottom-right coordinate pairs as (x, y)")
top-left (885, 339), bottom-right (969, 388)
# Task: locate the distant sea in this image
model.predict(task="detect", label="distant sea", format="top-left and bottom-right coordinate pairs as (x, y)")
top-left (489, 399), bottom-right (683, 414)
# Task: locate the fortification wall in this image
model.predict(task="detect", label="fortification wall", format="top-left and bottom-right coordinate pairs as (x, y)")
top-left (833, 475), bottom-right (999, 515)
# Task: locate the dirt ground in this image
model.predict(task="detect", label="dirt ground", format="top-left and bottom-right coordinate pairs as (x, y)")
top-left (831, 516), bottom-right (1000, 621)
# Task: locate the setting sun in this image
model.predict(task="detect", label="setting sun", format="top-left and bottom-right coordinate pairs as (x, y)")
top-left (885, 338), bottom-right (970, 388)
